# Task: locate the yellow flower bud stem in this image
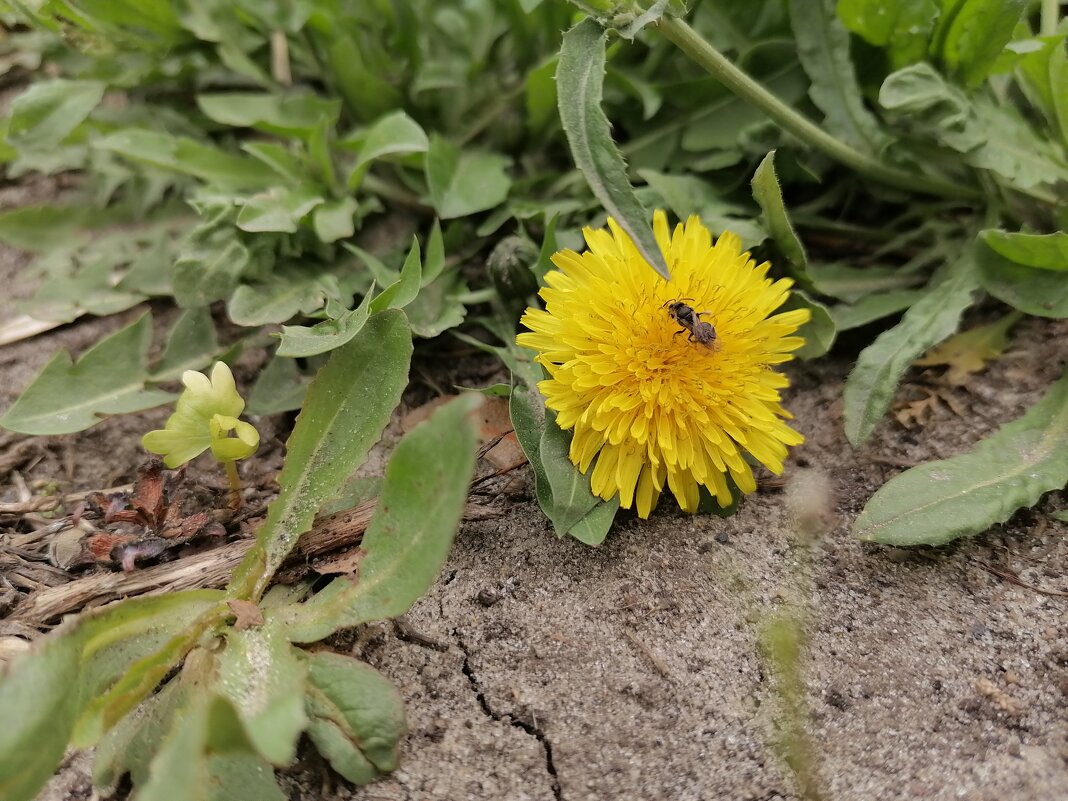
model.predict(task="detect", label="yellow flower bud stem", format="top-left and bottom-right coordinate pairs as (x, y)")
top-left (224, 459), bottom-right (243, 509)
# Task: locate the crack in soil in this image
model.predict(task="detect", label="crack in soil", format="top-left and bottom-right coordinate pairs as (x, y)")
top-left (456, 632), bottom-right (562, 801)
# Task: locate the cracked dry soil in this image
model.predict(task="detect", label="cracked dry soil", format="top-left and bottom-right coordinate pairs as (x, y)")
top-left (3, 217), bottom-right (1067, 800)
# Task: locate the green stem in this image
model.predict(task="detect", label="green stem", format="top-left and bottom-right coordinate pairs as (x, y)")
top-left (224, 459), bottom-right (242, 509)
top-left (1040, 0), bottom-right (1059, 36)
top-left (361, 172), bottom-right (431, 211)
top-left (655, 16), bottom-right (981, 202)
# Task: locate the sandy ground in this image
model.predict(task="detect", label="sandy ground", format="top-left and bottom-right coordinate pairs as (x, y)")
top-left (2, 206), bottom-right (1067, 800)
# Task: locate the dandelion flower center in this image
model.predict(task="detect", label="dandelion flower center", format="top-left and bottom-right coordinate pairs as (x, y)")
top-left (517, 211), bottom-right (810, 519)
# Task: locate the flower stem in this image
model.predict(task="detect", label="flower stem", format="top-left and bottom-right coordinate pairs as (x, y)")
top-left (223, 459), bottom-right (243, 509)
top-left (655, 16), bottom-right (981, 202)
top-left (1040, 0), bottom-right (1059, 36)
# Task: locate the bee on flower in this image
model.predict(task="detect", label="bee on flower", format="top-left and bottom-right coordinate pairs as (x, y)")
top-left (516, 211), bottom-right (810, 519)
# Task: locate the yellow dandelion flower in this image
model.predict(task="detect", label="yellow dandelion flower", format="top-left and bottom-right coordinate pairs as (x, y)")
top-left (516, 211), bottom-right (810, 519)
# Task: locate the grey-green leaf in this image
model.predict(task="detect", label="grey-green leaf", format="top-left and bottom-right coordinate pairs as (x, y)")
top-left (782, 290), bottom-right (836, 359)
top-left (215, 624), bottom-right (308, 765)
top-left (844, 255), bottom-right (980, 446)
top-left (855, 370), bottom-right (1068, 545)
top-left (228, 311), bottom-right (413, 598)
top-left (7, 79), bottom-right (105, 150)
top-left (196, 93), bottom-right (341, 138)
top-left (0, 313), bottom-right (175, 435)
top-left (344, 110), bottom-right (429, 190)
top-left (556, 17), bottom-right (670, 279)
top-left (268, 394), bottom-right (480, 643)
top-left (304, 652), bottom-right (406, 784)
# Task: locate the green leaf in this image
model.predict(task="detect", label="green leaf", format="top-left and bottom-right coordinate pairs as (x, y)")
top-left (878, 64), bottom-right (1068, 190)
top-left (304, 652), bottom-right (406, 784)
top-left (837, 0), bottom-right (939, 70)
top-left (808, 262), bottom-right (924, 303)
top-left (976, 236), bottom-right (1068, 318)
top-left (0, 313), bottom-right (175, 435)
top-left (228, 269), bottom-right (342, 327)
top-left (228, 311), bottom-right (413, 598)
top-left (94, 678), bottom-right (186, 789)
top-left (268, 394), bottom-right (481, 643)
top-left (150, 308), bottom-right (220, 382)
top-left (844, 255), bottom-right (980, 446)
top-left (276, 289), bottom-right (375, 358)
top-left (0, 204), bottom-right (97, 252)
top-left (370, 237), bottom-right (421, 312)
top-left (556, 18), bottom-right (670, 279)
top-left (215, 625), bottom-right (308, 765)
top-left (783, 290), bottom-right (836, 359)
top-left (343, 110), bottom-right (429, 190)
top-left (95, 129), bottom-right (273, 189)
top-left (509, 384), bottom-right (618, 543)
top-left (196, 93), bottom-right (341, 138)
top-left (935, 0), bottom-right (1029, 87)
top-left (313, 197), bottom-right (358, 243)
top-left (425, 135), bottom-right (511, 219)
top-left (405, 270), bottom-right (468, 338)
top-left (172, 206), bottom-right (254, 308)
top-left (0, 591), bottom-right (224, 801)
top-left (980, 230), bottom-right (1068, 271)
top-left (829, 290), bottom-right (924, 330)
top-left (236, 188), bottom-right (324, 234)
top-left (855, 370), bottom-right (1068, 545)
top-left (751, 151), bottom-right (807, 274)
top-left (789, 0), bottom-right (890, 153)
top-left (6, 79), bottom-right (105, 150)
top-left (245, 353), bottom-right (311, 416)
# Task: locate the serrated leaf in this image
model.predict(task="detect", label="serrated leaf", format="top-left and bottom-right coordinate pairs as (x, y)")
top-left (556, 18), bottom-right (670, 279)
top-left (855, 370), bottom-right (1068, 545)
top-left (7, 79), bottom-right (105, 149)
top-left (276, 289), bottom-right (375, 358)
top-left (196, 93), bottom-right (341, 138)
top-left (0, 314), bottom-right (175, 435)
top-left (228, 311), bottom-right (413, 598)
top-left (215, 624), bottom-right (307, 765)
top-left (980, 230), bottom-right (1068, 271)
top-left (425, 135), bottom-right (511, 219)
top-left (976, 236), bottom-right (1068, 318)
top-left (150, 308), bottom-right (220, 382)
top-left (228, 269), bottom-right (342, 327)
top-left (405, 270), bottom-right (468, 338)
top-left (304, 652), bottom-right (406, 784)
top-left (844, 255), bottom-right (980, 446)
top-left (751, 151), bottom-right (807, 273)
top-left (914, 312), bottom-right (1020, 385)
top-left (790, 0), bottom-right (890, 153)
top-left (268, 394), bottom-right (480, 643)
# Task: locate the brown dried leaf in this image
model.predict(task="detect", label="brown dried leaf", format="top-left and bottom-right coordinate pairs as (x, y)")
top-left (227, 598), bottom-right (265, 630)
